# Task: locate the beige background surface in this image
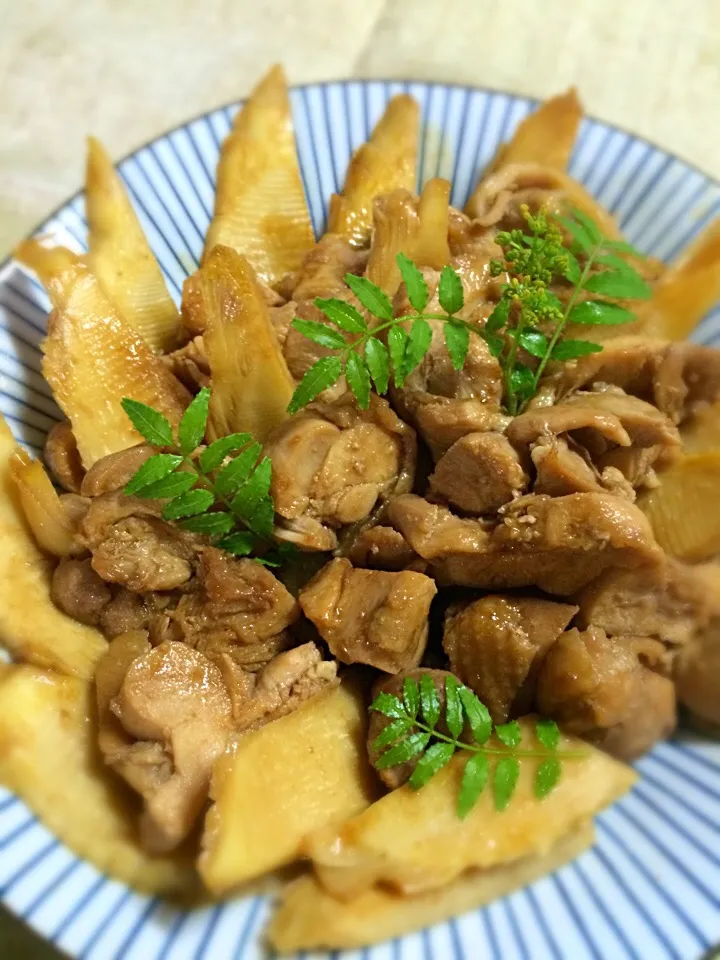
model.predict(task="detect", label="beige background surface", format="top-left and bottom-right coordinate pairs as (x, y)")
top-left (1, 0), bottom-right (720, 956)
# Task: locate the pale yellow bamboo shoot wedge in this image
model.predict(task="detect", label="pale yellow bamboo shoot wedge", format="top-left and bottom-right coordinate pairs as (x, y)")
top-left (0, 414), bottom-right (107, 677)
top-left (328, 94), bottom-right (420, 247)
top-left (85, 138), bottom-right (182, 353)
top-left (42, 262), bottom-right (190, 468)
top-left (200, 245), bottom-right (294, 443)
top-left (14, 238), bottom-right (82, 288)
top-left (307, 718), bottom-right (635, 899)
top-left (487, 88), bottom-right (583, 174)
top-left (639, 452), bottom-right (720, 561)
top-left (642, 217), bottom-right (720, 340)
top-left (0, 666), bottom-right (198, 897)
top-left (9, 448), bottom-right (76, 557)
top-left (269, 823), bottom-right (594, 952)
top-left (203, 65), bottom-right (314, 286)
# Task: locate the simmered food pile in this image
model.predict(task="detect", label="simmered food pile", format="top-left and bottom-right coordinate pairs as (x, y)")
top-left (2, 68), bottom-right (720, 951)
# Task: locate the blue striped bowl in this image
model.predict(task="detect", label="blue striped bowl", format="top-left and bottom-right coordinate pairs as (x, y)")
top-left (1, 80), bottom-right (719, 960)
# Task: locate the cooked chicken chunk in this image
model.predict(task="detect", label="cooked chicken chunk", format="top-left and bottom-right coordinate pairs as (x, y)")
top-left (44, 421), bottom-right (85, 493)
top-left (536, 626), bottom-right (676, 759)
top-left (507, 402), bottom-right (632, 451)
top-left (100, 589), bottom-right (176, 639)
top-left (428, 432), bottom-right (528, 514)
top-left (346, 525), bottom-right (422, 571)
top-left (218, 641), bottom-right (338, 730)
top-left (532, 437), bottom-right (604, 497)
top-left (389, 493), bottom-right (663, 595)
top-left (111, 640), bottom-right (233, 852)
top-left (162, 335), bottom-right (210, 393)
top-left (51, 557), bottom-right (112, 626)
top-left (576, 560), bottom-right (712, 647)
top-left (444, 596), bottom-right (577, 722)
top-left (265, 394), bottom-right (416, 542)
top-left (299, 557), bottom-right (437, 673)
top-left (81, 445), bottom-right (156, 497)
top-left (367, 669), bottom-right (455, 788)
top-left (675, 620), bottom-right (720, 731)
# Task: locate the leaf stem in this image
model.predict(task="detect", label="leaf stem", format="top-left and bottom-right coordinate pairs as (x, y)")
top-left (180, 453), bottom-right (272, 544)
top-left (408, 716), bottom-right (586, 760)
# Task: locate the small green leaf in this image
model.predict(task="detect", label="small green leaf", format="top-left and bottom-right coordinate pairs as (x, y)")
top-left (594, 252), bottom-right (635, 272)
top-left (287, 356), bottom-right (344, 413)
top-left (419, 674), bottom-right (441, 729)
top-left (438, 265), bottom-right (464, 315)
top-left (458, 754), bottom-right (489, 819)
top-left (403, 677), bottom-right (420, 718)
top-left (370, 692), bottom-right (407, 720)
top-left (121, 398), bottom-right (174, 447)
top-left (178, 386), bottom-right (210, 455)
top-left (555, 214), bottom-right (595, 253)
top-left (535, 757), bottom-right (562, 799)
top-left (365, 338), bottom-right (390, 395)
top-left (562, 250), bottom-right (582, 285)
top-left (162, 488), bottom-right (215, 520)
top-left (179, 512), bottom-right (234, 536)
top-left (198, 434), bottom-right (252, 473)
top-left (569, 208), bottom-right (602, 245)
top-left (517, 329), bottom-right (548, 359)
top-left (124, 454), bottom-right (183, 496)
top-left (375, 732), bottom-right (430, 770)
top-left (136, 470), bottom-right (196, 500)
top-left (290, 318), bottom-right (348, 350)
top-left (535, 718), bottom-right (561, 751)
top-left (344, 273), bottom-right (393, 321)
top-left (495, 720), bottom-right (522, 748)
top-left (402, 317), bottom-right (433, 380)
top-left (482, 332), bottom-right (505, 357)
top-left (215, 442), bottom-right (262, 497)
top-left (444, 321), bottom-right (470, 371)
top-left (231, 457), bottom-right (274, 537)
top-left (486, 299), bottom-right (510, 334)
top-left (314, 298), bottom-right (368, 333)
top-left (602, 238), bottom-right (645, 258)
top-left (493, 756), bottom-right (520, 811)
top-left (409, 742), bottom-right (456, 790)
top-left (396, 253), bottom-right (429, 313)
top-left (345, 351), bottom-right (371, 409)
top-left (445, 675), bottom-right (463, 739)
top-left (458, 687), bottom-right (492, 745)
top-left (550, 339), bottom-right (603, 361)
top-left (215, 531), bottom-right (255, 556)
top-left (584, 269), bottom-right (652, 300)
top-left (388, 325), bottom-right (410, 387)
top-left (509, 363), bottom-right (535, 404)
top-left (568, 300), bottom-right (636, 326)
top-left (373, 718), bottom-right (413, 751)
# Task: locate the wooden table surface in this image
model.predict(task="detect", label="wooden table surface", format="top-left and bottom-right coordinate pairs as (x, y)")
top-left (2, 0), bottom-right (720, 955)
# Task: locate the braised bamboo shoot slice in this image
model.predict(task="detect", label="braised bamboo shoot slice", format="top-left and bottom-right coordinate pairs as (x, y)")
top-left (487, 88), bottom-right (583, 174)
top-left (365, 190), bottom-right (420, 294)
top-left (9, 448), bottom-right (75, 556)
top-left (0, 666), bottom-right (198, 896)
top-left (85, 137), bottom-right (182, 352)
top-left (15, 237), bottom-right (81, 287)
top-left (328, 94), bottom-right (420, 247)
top-left (307, 718), bottom-right (635, 899)
top-left (269, 823), bottom-right (594, 952)
top-left (642, 217), bottom-right (720, 340)
top-left (200, 245), bottom-right (294, 443)
top-left (42, 263), bottom-right (190, 468)
top-left (0, 414), bottom-right (107, 677)
top-left (203, 64), bottom-right (314, 285)
top-left (639, 452), bottom-right (720, 561)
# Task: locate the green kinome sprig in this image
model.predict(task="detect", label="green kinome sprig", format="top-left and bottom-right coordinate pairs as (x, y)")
top-left (121, 387), bottom-right (284, 564)
top-left (486, 205), bottom-right (652, 414)
top-left (371, 675), bottom-right (584, 818)
top-left (288, 207), bottom-right (651, 417)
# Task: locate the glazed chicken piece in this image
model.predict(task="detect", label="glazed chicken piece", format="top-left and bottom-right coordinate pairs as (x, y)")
top-left (299, 557), bottom-right (437, 673)
top-left (576, 560), bottom-right (713, 647)
top-left (99, 589), bottom-right (177, 639)
top-left (345, 525), bottom-right (422, 571)
top-left (218, 641), bottom-right (339, 730)
top-left (265, 394), bottom-right (416, 549)
top-left (389, 492), bottom-right (663, 595)
top-left (44, 421), bottom-right (85, 493)
top-left (108, 639), bottom-right (233, 852)
top-left (443, 596), bottom-right (577, 723)
top-left (154, 548), bottom-right (300, 669)
top-left (51, 557), bottom-right (112, 626)
top-left (675, 619), bottom-right (720, 732)
top-left (536, 626), bottom-right (676, 760)
top-left (428, 432), bottom-right (528, 514)
top-left (531, 437), bottom-right (608, 497)
top-left (367, 669), bottom-right (455, 788)
top-left (80, 445), bottom-right (156, 498)
top-left (162, 335), bottom-right (211, 393)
